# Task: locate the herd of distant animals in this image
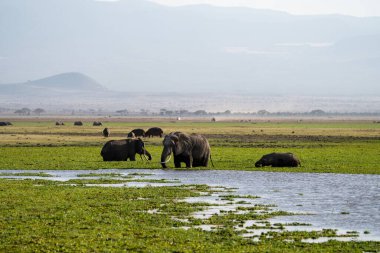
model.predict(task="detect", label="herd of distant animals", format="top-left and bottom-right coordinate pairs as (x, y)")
top-left (0, 120), bottom-right (301, 168)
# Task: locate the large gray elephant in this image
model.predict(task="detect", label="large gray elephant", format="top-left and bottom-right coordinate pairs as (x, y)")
top-left (255, 152), bottom-right (301, 167)
top-left (101, 138), bottom-right (152, 161)
top-left (160, 132), bottom-right (211, 168)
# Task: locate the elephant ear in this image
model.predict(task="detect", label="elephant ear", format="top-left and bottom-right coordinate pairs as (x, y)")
top-left (170, 135), bottom-right (179, 143)
top-left (172, 132), bottom-right (192, 155)
top-left (134, 138), bottom-right (144, 153)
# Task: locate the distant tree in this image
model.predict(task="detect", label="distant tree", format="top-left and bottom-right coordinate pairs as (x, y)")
top-left (22, 107), bottom-right (31, 115)
top-left (257, 110), bottom-right (270, 116)
top-left (140, 109), bottom-right (149, 115)
top-left (14, 109), bottom-right (24, 115)
top-left (14, 108), bottom-right (31, 115)
top-left (310, 109), bottom-right (326, 115)
top-left (33, 108), bottom-right (45, 115)
top-left (160, 109), bottom-right (167, 116)
top-left (224, 110), bottom-right (231, 115)
top-left (179, 110), bottom-right (189, 115)
top-left (165, 110), bottom-right (173, 116)
top-left (116, 109), bottom-right (128, 116)
top-left (194, 110), bottom-right (207, 116)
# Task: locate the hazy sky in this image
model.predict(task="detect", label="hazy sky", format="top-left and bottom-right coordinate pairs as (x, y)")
top-left (149, 0), bottom-right (380, 17)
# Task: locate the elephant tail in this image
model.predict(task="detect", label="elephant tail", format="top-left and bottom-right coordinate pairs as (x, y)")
top-left (210, 154), bottom-right (215, 167)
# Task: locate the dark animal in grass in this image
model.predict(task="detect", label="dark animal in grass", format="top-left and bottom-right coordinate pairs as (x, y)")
top-left (0, 122), bottom-right (12, 126)
top-left (128, 128), bottom-right (145, 138)
top-left (255, 152), bottom-right (301, 167)
top-left (93, 121), bottom-right (102, 126)
top-left (103, 127), bottom-right (110, 137)
top-left (74, 121), bottom-right (83, 126)
top-left (55, 121), bottom-right (64, 126)
top-left (101, 138), bottom-right (152, 161)
top-left (145, 127), bottom-right (164, 138)
top-left (161, 132), bottom-right (212, 168)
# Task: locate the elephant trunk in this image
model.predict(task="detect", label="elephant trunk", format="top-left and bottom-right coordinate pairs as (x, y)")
top-left (160, 146), bottom-right (172, 168)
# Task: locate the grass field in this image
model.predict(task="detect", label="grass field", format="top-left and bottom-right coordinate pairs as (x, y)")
top-left (0, 119), bottom-right (379, 174)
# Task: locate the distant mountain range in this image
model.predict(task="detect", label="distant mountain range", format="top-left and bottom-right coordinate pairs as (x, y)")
top-left (1, 0), bottom-right (380, 95)
top-left (0, 72), bottom-right (379, 113)
top-left (0, 72), bottom-right (107, 96)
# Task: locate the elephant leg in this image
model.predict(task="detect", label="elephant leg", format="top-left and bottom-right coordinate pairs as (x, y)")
top-left (203, 157), bottom-right (209, 167)
top-left (186, 156), bottom-right (193, 168)
top-left (130, 154), bottom-right (136, 161)
top-left (174, 156), bottom-right (181, 168)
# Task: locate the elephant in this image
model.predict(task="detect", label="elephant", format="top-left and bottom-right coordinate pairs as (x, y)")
top-left (74, 121), bottom-right (83, 126)
top-left (55, 121), bottom-right (64, 126)
top-left (101, 138), bottom-right (152, 161)
top-left (0, 122), bottom-right (12, 126)
top-left (128, 128), bottom-right (145, 138)
top-left (103, 127), bottom-right (110, 137)
top-left (145, 127), bottom-right (164, 138)
top-left (255, 152), bottom-right (301, 167)
top-left (93, 121), bottom-right (102, 126)
top-left (160, 132), bottom-right (211, 168)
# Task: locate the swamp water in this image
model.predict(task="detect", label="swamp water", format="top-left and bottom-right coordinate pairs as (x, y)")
top-left (1, 169), bottom-right (379, 242)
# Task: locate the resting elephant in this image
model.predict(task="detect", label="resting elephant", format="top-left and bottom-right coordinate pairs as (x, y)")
top-left (128, 128), bottom-right (145, 138)
top-left (145, 127), bottom-right (163, 138)
top-left (101, 138), bottom-right (152, 161)
top-left (255, 152), bottom-right (301, 167)
top-left (161, 132), bottom-right (211, 168)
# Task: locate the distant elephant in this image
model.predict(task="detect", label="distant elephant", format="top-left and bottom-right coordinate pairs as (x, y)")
top-left (55, 121), bottom-right (64, 126)
top-left (103, 127), bottom-right (110, 137)
top-left (145, 127), bottom-right (163, 138)
top-left (255, 152), bottom-right (301, 167)
top-left (128, 128), bottom-right (145, 138)
top-left (93, 121), bottom-right (102, 126)
top-left (161, 132), bottom-right (211, 168)
top-left (0, 122), bottom-right (12, 126)
top-left (74, 121), bottom-right (83, 126)
top-left (101, 138), bottom-right (152, 161)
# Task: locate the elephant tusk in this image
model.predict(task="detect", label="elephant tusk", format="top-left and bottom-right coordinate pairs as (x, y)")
top-left (141, 147), bottom-right (150, 161)
top-left (143, 154), bottom-right (150, 161)
top-left (160, 154), bottom-right (172, 164)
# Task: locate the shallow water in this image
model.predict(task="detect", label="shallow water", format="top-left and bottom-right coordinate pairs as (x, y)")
top-left (1, 169), bottom-right (379, 241)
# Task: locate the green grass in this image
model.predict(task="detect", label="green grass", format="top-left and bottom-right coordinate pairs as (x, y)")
top-left (0, 120), bottom-right (379, 174)
top-left (0, 142), bottom-right (379, 174)
top-left (1, 179), bottom-right (379, 252)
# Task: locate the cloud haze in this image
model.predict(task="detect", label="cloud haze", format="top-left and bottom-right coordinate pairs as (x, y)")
top-left (150, 0), bottom-right (380, 17)
top-left (1, 0), bottom-right (380, 96)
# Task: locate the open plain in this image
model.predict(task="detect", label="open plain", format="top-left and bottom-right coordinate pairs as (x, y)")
top-left (0, 117), bottom-right (379, 252)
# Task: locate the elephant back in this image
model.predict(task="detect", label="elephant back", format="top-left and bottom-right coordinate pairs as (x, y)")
top-left (129, 128), bottom-right (145, 137)
top-left (190, 134), bottom-right (210, 155)
top-left (146, 127), bottom-right (163, 137)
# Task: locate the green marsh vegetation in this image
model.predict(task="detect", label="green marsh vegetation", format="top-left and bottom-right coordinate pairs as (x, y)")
top-left (1, 179), bottom-right (379, 252)
top-left (0, 119), bottom-right (379, 174)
